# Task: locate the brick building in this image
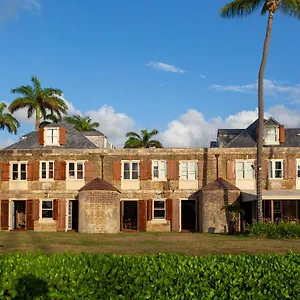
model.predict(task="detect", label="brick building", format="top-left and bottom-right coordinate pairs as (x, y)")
top-left (1, 117), bottom-right (300, 233)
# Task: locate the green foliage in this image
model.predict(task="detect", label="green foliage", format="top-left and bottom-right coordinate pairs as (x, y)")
top-left (0, 102), bottom-right (20, 134)
top-left (124, 129), bottom-right (163, 148)
top-left (1, 252), bottom-right (300, 299)
top-left (63, 115), bottom-right (100, 131)
top-left (248, 222), bottom-right (300, 239)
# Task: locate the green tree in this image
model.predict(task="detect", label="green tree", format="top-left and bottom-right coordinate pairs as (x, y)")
top-left (64, 115), bottom-right (100, 131)
top-left (0, 102), bottom-right (20, 134)
top-left (124, 129), bottom-right (163, 148)
top-left (9, 76), bottom-right (68, 130)
top-left (220, 0), bottom-right (300, 222)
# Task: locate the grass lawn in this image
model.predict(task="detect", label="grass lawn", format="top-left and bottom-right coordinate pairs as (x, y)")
top-left (1, 231), bottom-right (300, 255)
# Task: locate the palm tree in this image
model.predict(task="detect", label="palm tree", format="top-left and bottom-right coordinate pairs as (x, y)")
top-left (124, 129), bottom-right (163, 148)
top-left (0, 103), bottom-right (20, 134)
top-left (39, 112), bottom-right (60, 128)
top-left (220, 1), bottom-right (300, 223)
top-left (64, 115), bottom-right (100, 131)
top-left (9, 76), bottom-right (68, 130)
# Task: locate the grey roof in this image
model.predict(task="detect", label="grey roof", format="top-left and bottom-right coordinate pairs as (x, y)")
top-left (81, 130), bottom-right (106, 137)
top-left (225, 130), bottom-right (256, 148)
top-left (5, 121), bottom-right (98, 150)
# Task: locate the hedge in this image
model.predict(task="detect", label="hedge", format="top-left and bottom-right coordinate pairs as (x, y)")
top-left (0, 252), bottom-right (300, 299)
top-left (248, 222), bottom-right (300, 239)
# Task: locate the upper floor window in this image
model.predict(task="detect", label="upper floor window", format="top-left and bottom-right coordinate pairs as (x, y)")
top-left (11, 162), bottom-right (27, 181)
top-left (153, 200), bottom-right (166, 220)
top-left (45, 128), bottom-right (59, 146)
top-left (264, 126), bottom-right (279, 145)
top-left (41, 200), bottom-right (53, 219)
top-left (269, 160), bottom-right (283, 179)
top-left (236, 161), bottom-right (254, 179)
top-left (40, 161), bottom-right (54, 180)
top-left (67, 162), bottom-right (84, 180)
top-left (180, 161), bottom-right (197, 180)
top-left (152, 160), bottom-right (167, 180)
top-left (122, 161), bottom-right (139, 180)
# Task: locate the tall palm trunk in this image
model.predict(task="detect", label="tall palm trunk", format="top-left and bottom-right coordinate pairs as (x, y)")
top-left (257, 11), bottom-right (274, 222)
top-left (35, 107), bottom-right (41, 130)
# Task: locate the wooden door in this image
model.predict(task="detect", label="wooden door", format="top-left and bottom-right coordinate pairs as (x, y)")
top-left (1, 200), bottom-right (9, 230)
top-left (26, 200), bottom-right (34, 230)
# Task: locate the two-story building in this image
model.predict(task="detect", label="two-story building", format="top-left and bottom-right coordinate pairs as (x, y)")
top-left (1, 117), bottom-right (300, 233)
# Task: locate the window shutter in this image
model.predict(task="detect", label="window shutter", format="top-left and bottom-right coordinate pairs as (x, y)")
top-left (85, 160), bottom-right (95, 181)
top-left (167, 160), bottom-right (179, 180)
top-left (32, 199), bottom-right (39, 220)
top-left (147, 199), bottom-right (153, 221)
top-left (59, 127), bottom-right (67, 145)
top-left (279, 125), bottom-right (285, 143)
top-left (56, 199), bottom-right (66, 232)
top-left (262, 160), bottom-right (269, 179)
top-left (0, 200), bottom-right (9, 230)
top-left (61, 161), bottom-right (66, 180)
top-left (113, 161), bottom-right (121, 180)
top-left (288, 158), bottom-right (296, 179)
top-left (138, 200), bottom-right (147, 231)
top-left (53, 199), bottom-right (58, 220)
top-left (166, 199), bottom-right (173, 221)
top-left (26, 200), bottom-right (34, 230)
top-left (55, 161), bottom-right (66, 180)
top-left (38, 128), bottom-right (44, 145)
top-left (226, 160), bottom-right (236, 180)
top-left (32, 161), bottom-right (40, 180)
top-left (1, 162), bottom-right (9, 181)
top-left (140, 160), bottom-right (151, 180)
top-left (27, 162), bottom-right (33, 181)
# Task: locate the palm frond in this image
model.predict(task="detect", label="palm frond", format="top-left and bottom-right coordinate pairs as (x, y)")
top-left (11, 85), bottom-right (34, 98)
top-left (31, 76), bottom-right (42, 94)
top-left (124, 137), bottom-right (144, 148)
top-left (280, 0), bottom-right (300, 19)
top-left (220, 0), bottom-right (263, 18)
top-left (125, 131), bottom-right (142, 140)
top-left (0, 103), bottom-right (7, 114)
top-left (8, 98), bottom-right (35, 113)
top-left (148, 140), bottom-right (163, 148)
top-left (43, 88), bottom-right (63, 97)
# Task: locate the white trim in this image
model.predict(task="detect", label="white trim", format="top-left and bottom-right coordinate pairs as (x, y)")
top-left (121, 160), bottom-right (140, 180)
top-left (40, 161), bottom-right (54, 181)
top-left (269, 159), bottom-right (284, 179)
top-left (152, 199), bottom-right (166, 220)
top-left (179, 160), bottom-right (198, 181)
top-left (10, 161), bottom-right (28, 181)
top-left (264, 125), bottom-right (280, 145)
top-left (44, 128), bottom-right (60, 146)
top-left (40, 199), bottom-right (53, 220)
top-left (235, 159), bottom-right (255, 179)
top-left (152, 160), bottom-right (167, 181)
top-left (66, 161), bottom-right (85, 180)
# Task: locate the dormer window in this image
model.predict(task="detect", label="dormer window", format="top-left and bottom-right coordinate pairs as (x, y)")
top-left (45, 128), bottom-right (59, 146)
top-left (264, 126), bottom-right (279, 145)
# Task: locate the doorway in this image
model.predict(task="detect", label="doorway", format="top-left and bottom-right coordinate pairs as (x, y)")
top-left (67, 200), bottom-right (78, 231)
top-left (121, 201), bottom-right (138, 230)
top-left (181, 199), bottom-right (196, 231)
top-left (11, 200), bottom-right (26, 230)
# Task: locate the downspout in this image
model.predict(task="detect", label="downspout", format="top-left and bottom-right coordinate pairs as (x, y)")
top-left (100, 155), bottom-right (105, 179)
top-left (215, 154), bottom-right (220, 179)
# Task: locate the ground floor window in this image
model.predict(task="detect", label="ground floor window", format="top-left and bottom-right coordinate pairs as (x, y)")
top-left (153, 200), bottom-right (166, 219)
top-left (41, 200), bottom-right (53, 219)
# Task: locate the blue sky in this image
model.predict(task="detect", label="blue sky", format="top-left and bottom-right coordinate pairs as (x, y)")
top-left (1, 0), bottom-right (300, 148)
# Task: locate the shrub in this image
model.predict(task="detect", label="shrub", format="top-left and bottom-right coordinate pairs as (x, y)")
top-left (0, 252), bottom-right (300, 299)
top-left (248, 222), bottom-right (300, 239)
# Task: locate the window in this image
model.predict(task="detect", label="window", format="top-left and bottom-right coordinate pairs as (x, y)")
top-left (152, 160), bottom-right (167, 180)
top-left (67, 162), bottom-right (84, 179)
top-left (40, 161), bottom-right (54, 180)
top-left (153, 200), bottom-right (166, 220)
top-left (298, 163), bottom-right (300, 178)
top-left (269, 160), bottom-right (283, 179)
top-left (236, 161), bottom-right (255, 179)
top-left (41, 200), bottom-right (53, 219)
top-left (264, 126), bottom-right (279, 144)
top-left (45, 128), bottom-right (59, 146)
top-left (11, 163), bottom-right (27, 181)
top-left (180, 161), bottom-right (197, 180)
top-left (122, 161), bottom-right (139, 180)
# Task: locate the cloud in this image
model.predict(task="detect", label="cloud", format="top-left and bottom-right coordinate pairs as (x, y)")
top-left (200, 75), bottom-right (206, 79)
top-left (147, 61), bottom-right (186, 73)
top-left (160, 105), bottom-right (300, 148)
top-left (210, 79), bottom-right (300, 102)
top-left (0, 0), bottom-right (41, 23)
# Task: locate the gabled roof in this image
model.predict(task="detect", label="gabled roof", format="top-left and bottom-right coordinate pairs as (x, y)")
top-left (201, 177), bottom-right (240, 191)
top-left (79, 178), bottom-right (120, 192)
top-left (5, 121), bottom-right (98, 150)
top-left (81, 130), bottom-right (106, 137)
top-left (264, 117), bottom-right (280, 126)
top-left (224, 130), bottom-right (256, 148)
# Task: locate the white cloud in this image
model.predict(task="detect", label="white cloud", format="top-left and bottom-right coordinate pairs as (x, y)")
top-left (200, 75), bottom-right (206, 79)
top-left (0, 0), bottom-right (41, 23)
top-left (210, 79), bottom-right (300, 102)
top-left (147, 61), bottom-right (186, 73)
top-left (0, 137), bottom-right (14, 149)
top-left (160, 105), bottom-right (300, 148)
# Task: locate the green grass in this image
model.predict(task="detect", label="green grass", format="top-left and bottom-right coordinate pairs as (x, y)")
top-left (1, 231), bottom-right (300, 255)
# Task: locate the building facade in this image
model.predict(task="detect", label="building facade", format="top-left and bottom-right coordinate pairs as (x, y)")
top-left (1, 118), bottom-right (300, 233)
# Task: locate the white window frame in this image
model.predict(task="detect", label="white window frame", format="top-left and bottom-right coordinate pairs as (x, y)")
top-left (153, 199), bottom-right (166, 220)
top-left (264, 126), bottom-right (279, 145)
top-left (67, 161), bottom-right (85, 180)
top-left (152, 160), bottom-right (167, 180)
top-left (40, 199), bottom-right (53, 220)
top-left (269, 159), bottom-right (284, 179)
top-left (179, 161), bottom-right (198, 180)
top-left (236, 160), bottom-right (255, 179)
top-left (122, 161), bottom-right (140, 180)
top-left (10, 162), bottom-right (27, 181)
top-left (40, 161), bottom-right (54, 180)
top-left (44, 128), bottom-right (59, 146)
